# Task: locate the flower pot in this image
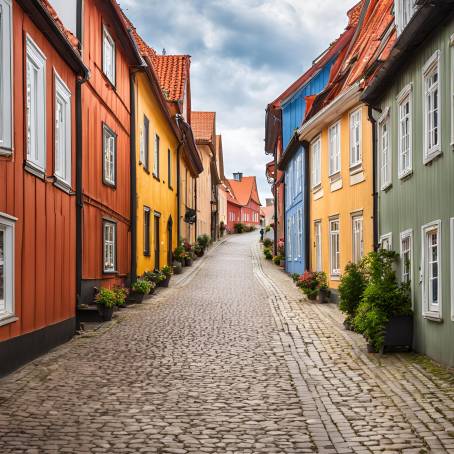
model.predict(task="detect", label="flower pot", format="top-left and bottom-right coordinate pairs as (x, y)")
top-left (367, 342), bottom-right (377, 353)
top-left (317, 288), bottom-right (330, 304)
top-left (185, 257), bottom-right (193, 267)
top-left (381, 314), bottom-right (413, 353)
top-left (126, 292), bottom-right (145, 305)
top-left (195, 250), bottom-right (204, 257)
top-left (160, 276), bottom-right (171, 287)
top-left (173, 261), bottom-right (183, 274)
top-left (97, 304), bottom-right (114, 321)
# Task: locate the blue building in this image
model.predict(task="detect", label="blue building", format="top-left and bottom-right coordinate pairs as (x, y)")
top-left (273, 26), bottom-right (354, 274)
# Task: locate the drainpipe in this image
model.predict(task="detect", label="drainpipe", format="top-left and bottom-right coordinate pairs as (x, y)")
top-left (176, 142), bottom-right (182, 242)
top-left (273, 149), bottom-right (278, 256)
top-left (368, 105), bottom-right (379, 251)
top-left (303, 141), bottom-right (310, 271)
top-left (130, 72), bottom-right (138, 284)
top-left (282, 174), bottom-right (286, 265)
top-left (194, 179), bottom-right (198, 240)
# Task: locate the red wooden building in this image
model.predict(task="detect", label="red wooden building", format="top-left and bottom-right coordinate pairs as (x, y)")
top-left (226, 173), bottom-right (261, 232)
top-left (0, 0), bottom-right (88, 375)
top-left (77, 0), bottom-right (142, 307)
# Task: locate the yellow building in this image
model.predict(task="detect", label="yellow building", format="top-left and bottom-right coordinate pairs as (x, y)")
top-left (300, 92), bottom-right (374, 291)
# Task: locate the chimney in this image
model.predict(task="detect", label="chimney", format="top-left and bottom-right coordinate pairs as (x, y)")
top-left (233, 172), bottom-right (243, 181)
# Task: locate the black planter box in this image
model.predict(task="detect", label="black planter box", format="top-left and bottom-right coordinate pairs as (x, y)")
top-left (126, 292), bottom-right (146, 305)
top-left (160, 276), bottom-right (171, 287)
top-left (185, 258), bottom-right (193, 267)
top-left (97, 304), bottom-right (114, 321)
top-left (381, 314), bottom-right (413, 353)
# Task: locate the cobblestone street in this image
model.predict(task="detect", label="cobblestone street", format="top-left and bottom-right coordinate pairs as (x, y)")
top-left (1, 233), bottom-right (454, 453)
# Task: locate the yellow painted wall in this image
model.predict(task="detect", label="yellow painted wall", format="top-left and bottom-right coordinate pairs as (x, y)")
top-left (135, 72), bottom-right (178, 275)
top-left (196, 144), bottom-right (213, 237)
top-left (179, 158), bottom-right (197, 244)
top-left (310, 104), bottom-right (374, 289)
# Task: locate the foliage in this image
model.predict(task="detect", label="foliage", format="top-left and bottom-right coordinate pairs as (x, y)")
top-left (143, 271), bottom-right (166, 284)
top-left (113, 286), bottom-right (128, 306)
top-left (182, 240), bottom-right (192, 252)
top-left (95, 287), bottom-right (117, 308)
top-left (197, 234), bottom-right (210, 249)
top-left (263, 238), bottom-right (273, 248)
top-left (277, 239), bottom-right (285, 257)
top-left (234, 223), bottom-right (245, 233)
top-left (173, 245), bottom-right (186, 261)
top-left (297, 271), bottom-right (327, 300)
top-left (132, 279), bottom-right (154, 295)
top-left (265, 225), bottom-right (271, 233)
top-left (339, 261), bottom-right (367, 323)
top-left (161, 265), bottom-right (173, 278)
top-left (273, 255), bottom-right (283, 266)
top-left (290, 273), bottom-right (300, 283)
top-left (353, 250), bottom-right (412, 351)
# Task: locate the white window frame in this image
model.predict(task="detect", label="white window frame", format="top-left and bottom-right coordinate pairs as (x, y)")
top-left (329, 217), bottom-right (340, 277)
top-left (352, 214), bottom-right (363, 264)
top-left (297, 153), bottom-right (302, 194)
top-left (0, 0), bottom-right (13, 154)
top-left (378, 107), bottom-right (391, 190)
top-left (400, 228), bottom-right (413, 307)
top-left (395, 0), bottom-right (416, 34)
top-left (103, 220), bottom-right (116, 273)
top-left (421, 220), bottom-right (442, 319)
top-left (153, 133), bottom-right (160, 178)
top-left (397, 84), bottom-right (413, 178)
top-left (0, 212), bottom-right (15, 324)
top-left (450, 218), bottom-right (454, 321)
top-left (297, 208), bottom-right (303, 260)
top-left (311, 135), bottom-right (321, 188)
top-left (54, 71), bottom-right (72, 189)
top-left (102, 26), bottom-right (115, 85)
top-left (25, 34), bottom-right (46, 174)
top-left (380, 232), bottom-right (393, 251)
top-left (314, 220), bottom-right (322, 272)
top-left (287, 216), bottom-right (292, 261)
top-left (349, 108), bottom-right (362, 168)
top-left (328, 121), bottom-right (341, 176)
top-left (423, 50), bottom-right (441, 163)
top-left (102, 124), bottom-right (116, 186)
top-left (450, 34), bottom-right (454, 146)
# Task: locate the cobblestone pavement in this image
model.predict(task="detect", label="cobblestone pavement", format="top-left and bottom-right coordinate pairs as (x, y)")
top-left (0, 234), bottom-right (454, 453)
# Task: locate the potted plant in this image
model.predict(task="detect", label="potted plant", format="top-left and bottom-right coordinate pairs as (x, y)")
top-left (273, 255), bottom-right (282, 266)
top-left (113, 286), bottom-right (128, 310)
top-left (263, 238), bottom-right (273, 248)
top-left (95, 287), bottom-right (116, 321)
top-left (220, 221), bottom-right (226, 237)
top-left (297, 271), bottom-right (320, 301)
top-left (160, 265), bottom-right (173, 287)
top-left (184, 253), bottom-right (193, 267)
top-left (353, 250), bottom-right (413, 353)
top-left (315, 272), bottom-right (330, 303)
top-left (290, 273), bottom-right (300, 284)
top-left (193, 243), bottom-right (204, 257)
top-left (173, 260), bottom-right (183, 274)
top-left (339, 261), bottom-right (367, 330)
top-left (127, 279), bottom-right (153, 304)
top-left (263, 248), bottom-right (273, 260)
top-left (197, 234), bottom-right (210, 250)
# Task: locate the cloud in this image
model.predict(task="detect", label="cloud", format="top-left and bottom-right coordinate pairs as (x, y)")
top-left (120, 0), bottom-right (358, 200)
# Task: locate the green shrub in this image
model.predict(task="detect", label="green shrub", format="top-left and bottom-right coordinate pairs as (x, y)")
top-left (161, 265), bottom-right (173, 278)
top-left (143, 271), bottom-right (165, 284)
top-left (132, 279), bottom-right (153, 295)
top-left (113, 286), bottom-right (128, 306)
top-left (339, 262), bottom-right (367, 325)
top-left (265, 251), bottom-right (273, 260)
top-left (290, 273), bottom-right (300, 283)
top-left (353, 250), bottom-right (412, 351)
top-left (95, 288), bottom-right (117, 308)
top-left (263, 238), bottom-right (273, 248)
top-left (197, 234), bottom-right (210, 249)
top-left (173, 245), bottom-right (185, 262)
top-left (273, 255), bottom-right (282, 266)
top-left (234, 223), bottom-right (245, 233)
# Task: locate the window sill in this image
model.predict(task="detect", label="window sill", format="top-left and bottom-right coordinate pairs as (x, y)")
top-left (102, 180), bottom-right (116, 189)
top-left (312, 183), bottom-right (322, 193)
top-left (330, 177), bottom-right (343, 193)
top-left (100, 69), bottom-right (116, 91)
top-left (142, 167), bottom-right (150, 175)
top-left (423, 149), bottom-right (442, 165)
top-left (54, 177), bottom-right (74, 195)
top-left (103, 270), bottom-right (118, 275)
top-left (423, 313), bottom-right (442, 323)
top-left (152, 174), bottom-right (160, 182)
top-left (24, 161), bottom-right (45, 180)
top-left (349, 163), bottom-right (363, 175)
top-left (329, 171), bottom-right (341, 183)
top-left (0, 146), bottom-right (13, 157)
top-left (0, 315), bottom-right (18, 327)
top-left (381, 182), bottom-right (392, 192)
top-left (398, 169), bottom-right (413, 181)
top-left (330, 274), bottom-right (340, 281)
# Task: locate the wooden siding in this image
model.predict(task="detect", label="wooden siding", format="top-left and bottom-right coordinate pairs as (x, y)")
top-left (0, 3), bottom-right (77, 341)
top-left (376, 17), bottom-right (454, 366)
top-left (196, 144), bottom-right (213, 237)
top-left (179, 160), bottom-right (197, 243)
top-left (79, 0), bottom-right (132, 299)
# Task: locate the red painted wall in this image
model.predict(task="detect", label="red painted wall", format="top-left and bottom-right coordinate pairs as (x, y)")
top-left (226, 202), bottom-right (241, 232)
top-left (0, 2), bottom-right (77, 342)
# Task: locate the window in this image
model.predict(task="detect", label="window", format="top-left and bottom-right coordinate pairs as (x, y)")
top-left (102, 26), bottom-right (115, 85)
top-left (54, 72), bottom-right (72, 188)
top-left (328, 122), bottom-right (340, 176)
top-left (451, 34), bottom-right (454, 146)
top-left (395, 0), bottom-right (416, 34)
top-left (153, 134), bottom-right (160, 178)
top-left (140, 115), bottom-right (149, 170)
top-left (311, 136), bottom-right (321, 188)
top-left (379, 109), bottom-right (391, 189)
top-left (287, 216), bottom-right (292, 261)
top-left (0, 213), bottom-right (15, 322)
top-left (352, 215), bottom-right (363, 264)
top-left (423, 51), bottom-right (441, 162)
top-left (422, 221), bottom-right (441, 317)
top-left (144, 207), bottom-right (150, 256)
top-left (329, 218), bottom-right (340, 277)
top-left (0, 0), bottom-right (13, 153)
top-left (26, 35), bottom-right (46, 173)
top-left (400, 229), bottom-right (412, 286)
top-left (314, 221), bottom-right (322, 272)
top-left (349, 109), bottom-right (361, 167)
top-left (168, 148), bottom-right (172, 188)
top-left (450, 218), bottom-right (454, 321)
top-left (296, 153), bottom-right (302, 194)
top-left (397, 85), bottom-right (412, 178)
top-left (102, 124), bottom-right (116, 186)
top-left (297, 208), bottom-right (303, 259)
top-left (103, 221), bottom-right (116, 273)
top-left (380, 233), bottom-right (392, 251)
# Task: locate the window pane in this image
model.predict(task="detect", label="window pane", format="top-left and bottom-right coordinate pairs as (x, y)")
top-left (0, 229), bottom-right (4, 310)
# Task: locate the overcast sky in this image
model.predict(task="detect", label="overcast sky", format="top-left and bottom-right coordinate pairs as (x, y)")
top-left (120, 0), bottom-right (357, 202)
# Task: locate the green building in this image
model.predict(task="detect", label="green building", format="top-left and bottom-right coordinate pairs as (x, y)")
top-left (363, 0), bottom-right (454, 366)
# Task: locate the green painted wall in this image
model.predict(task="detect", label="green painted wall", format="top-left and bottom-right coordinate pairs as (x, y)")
top-left (376, 16), bottom-right (454, 366)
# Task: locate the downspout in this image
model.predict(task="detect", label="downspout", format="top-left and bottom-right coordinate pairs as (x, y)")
top-left (194, 179), bottom-right (198, 239)
top-left (368, 105), bottom-right (379, 251)
top-left (273, 148), bottom-right (278, 256)
top-left (130, 72), bottom-right (137, 284)
top-left (176, 142), bottom-right (182, 242)
top-left (282, 174), bottom-right (286, 266)
top-left (303, 141), bottom-right (310, 271)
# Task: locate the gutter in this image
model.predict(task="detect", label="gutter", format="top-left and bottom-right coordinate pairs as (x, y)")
top-left (298, 82), bottom-right (361, 142)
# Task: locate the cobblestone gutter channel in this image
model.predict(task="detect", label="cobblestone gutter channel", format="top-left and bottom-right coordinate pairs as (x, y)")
top-left (252, 242), bottom-right (454, 453)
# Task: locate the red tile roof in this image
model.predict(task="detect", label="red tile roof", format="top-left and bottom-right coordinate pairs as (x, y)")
top-left (227, 176), bottom-right (261, 207)
top-left (191, 112), bottom-right (216, 144)
top-left (40, 0), bottom-right (79, 48)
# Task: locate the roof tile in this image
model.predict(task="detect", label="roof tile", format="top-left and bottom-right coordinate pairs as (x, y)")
top-left (191, 112), bottom-right (216, 143)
